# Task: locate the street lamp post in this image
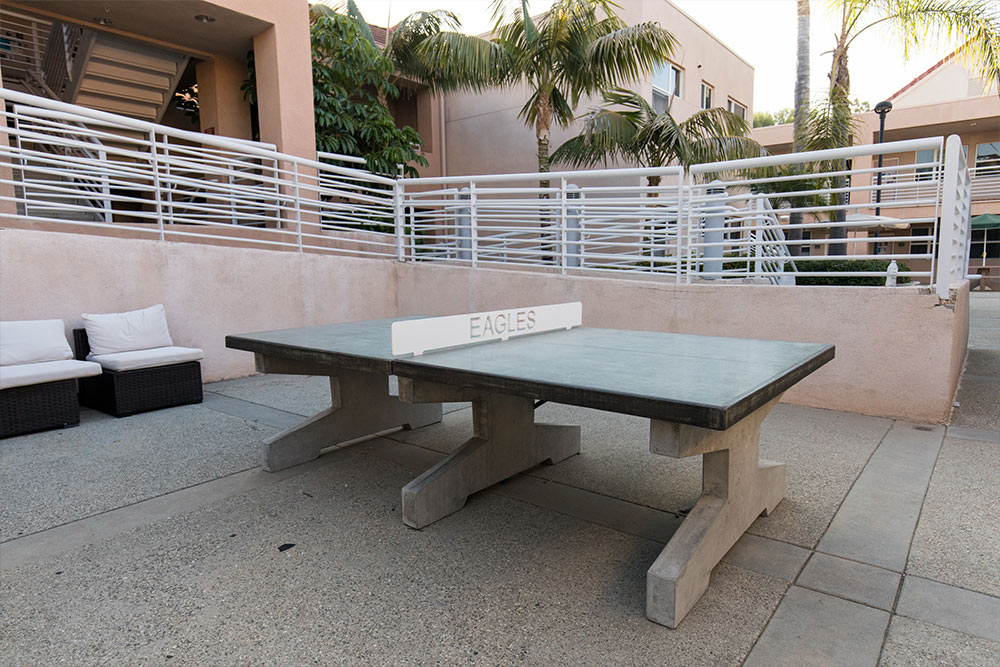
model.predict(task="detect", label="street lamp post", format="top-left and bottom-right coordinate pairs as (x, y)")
top-left (874, 100), bottom-right (893, 217)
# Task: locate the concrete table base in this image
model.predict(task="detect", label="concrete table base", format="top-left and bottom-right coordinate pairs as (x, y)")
top-left (646, 395), bottom-right (786, 628)
top-left (398, 378), bottom-right (581, 529)
top-left (254, 355), bottom-right (442, 472)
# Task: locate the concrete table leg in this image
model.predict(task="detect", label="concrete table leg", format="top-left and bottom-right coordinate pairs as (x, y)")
top-left (646, 395), bottom-right (785, 628)
top-left (397, 378), bottom-right (581, 529)
top-left (255, 356), bottom-right (442, 472)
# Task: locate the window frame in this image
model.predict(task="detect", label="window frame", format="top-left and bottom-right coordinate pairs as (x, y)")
top-left (727, 98), bottom-right (747, 120)
top-left (700, 82), bottom-right (713, 110)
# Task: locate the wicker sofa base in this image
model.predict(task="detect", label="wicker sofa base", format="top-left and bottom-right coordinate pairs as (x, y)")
top-left (78, 361), bottom-right (203, 418)
top-left (1, 379), bottom-right (81, 438)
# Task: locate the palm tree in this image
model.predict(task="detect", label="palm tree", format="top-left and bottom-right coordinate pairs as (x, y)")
top-left (821, 0), bottom-right (1000, 253)
top-left (550, 88), bottom-right (762, 188)
top-left (827, 0), bottom-right (1000, 108)
top-left (417, 0), bottom-right (677, 183)
top-left (786, 0), bottom-right (812, 256)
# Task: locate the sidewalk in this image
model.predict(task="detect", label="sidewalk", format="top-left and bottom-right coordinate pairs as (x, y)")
top-left (1, 306), bottom-right (998, 665)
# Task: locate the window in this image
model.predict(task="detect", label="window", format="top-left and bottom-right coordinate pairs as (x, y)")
top-left (911, 227), bottom-right (930, 255)
top-left (727, 98), bottom-right (746, 120)
top-left (800, 230), bottom-right (812, 256)
top-left (915, 149), bottom-right (938, 181)
top-left (700, 82), bottom-right (713, 110)
top-left (975, 142), bottom-right (1000, 169)
top-left (652, 62), bottom-right (681, 113)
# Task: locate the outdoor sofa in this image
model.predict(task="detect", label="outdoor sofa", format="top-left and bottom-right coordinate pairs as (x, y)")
top-left (0, 319), bottom-right (102, 438)
top-left (74, 304), bottom-right (204, 417)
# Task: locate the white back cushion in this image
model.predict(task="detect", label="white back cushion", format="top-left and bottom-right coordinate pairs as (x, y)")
top-left (82, 304), bottom-right (174, 356)
top-left (0, 319), bottom-right (74, 366)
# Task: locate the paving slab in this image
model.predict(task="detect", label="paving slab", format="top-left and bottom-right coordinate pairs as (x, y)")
top-left (797, 552), bottom-right (900, 611)
top-left (744, 586), bottom-right (889, 667)
top-left (945, 425), bottom-right (1000, 444)
top-left (879, 614), bottom-right (1000, 667)
top-left (0, 448), bottom-right (786, 667)
top-left (0, 405), bottom-right (270, 542)
top-left (964, 348), bottom-right (1000, 377)
top-left (907, 436), bottom-right (1000, 598)
top-left (722, 533), bottom-right (810, 583)
top-left (748, 404), bottom-right (892, 548)
top-left (895, 575), bottom-right (1000, 642)
top-left (817, 422), bottom-right (943, 571)
top-left (950, 375), bottom-right (1000, 431)
top-left (202, 391), bottom-right (303, 430)
top-left (205, 373), bottom-right (332, 416)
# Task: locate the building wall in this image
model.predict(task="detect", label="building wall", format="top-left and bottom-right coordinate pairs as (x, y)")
top-left (892, 56), bottom-right (999, 108)
top-left (442, 0), bottom-right (754, 177)
top-left (0, 228), bottom-right (968, 424)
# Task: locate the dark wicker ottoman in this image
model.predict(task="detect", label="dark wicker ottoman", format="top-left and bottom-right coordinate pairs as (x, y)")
top-left (0, 379), bottom-right (81, 438)
top-left (73, 329), bottom-right (203, 418)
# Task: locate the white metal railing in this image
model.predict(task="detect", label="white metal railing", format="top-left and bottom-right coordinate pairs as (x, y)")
top-left (0, 89), bottom-right (974, 291)
top-left (0, 8), bottom-right (51, 82)
top-left (969, 165), bottom-right (1000, 202)
top-left (1, 88), bottom-right (401, 259)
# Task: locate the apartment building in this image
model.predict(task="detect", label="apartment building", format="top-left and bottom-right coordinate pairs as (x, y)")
top-left (438, 0), bottom-right (755, 177)
top-left (0, 0), bottom-right (314, 159)
top-left (753, 51), bottom-right (999, 278)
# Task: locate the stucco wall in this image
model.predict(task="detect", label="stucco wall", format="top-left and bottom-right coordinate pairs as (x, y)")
top-left (0, 229), bottom-right (397, 381)
top-left (0, 228), bottom-right (968, 423)
top-left (395, 263), bottom-right (969, 424)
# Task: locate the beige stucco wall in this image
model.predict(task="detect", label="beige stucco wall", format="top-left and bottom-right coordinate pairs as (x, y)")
top-left (0, 228), bottom-right (396, 381)
top-left (0, 228), bottom-right (968, 423)
top-left (443, 0), bottom-right (754, 177)
top-left (395, 263), bottom-right (968, 424)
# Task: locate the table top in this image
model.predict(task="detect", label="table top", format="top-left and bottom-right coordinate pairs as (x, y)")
top-left (227, 319), bottom-right (834, 430)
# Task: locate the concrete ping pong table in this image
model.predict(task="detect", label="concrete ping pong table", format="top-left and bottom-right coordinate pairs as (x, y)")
top-left (226, 316), bottom-right (834, 628)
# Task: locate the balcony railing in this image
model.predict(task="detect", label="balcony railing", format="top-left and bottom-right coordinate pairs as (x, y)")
top-left (0, 89), bottom-right (974, 297)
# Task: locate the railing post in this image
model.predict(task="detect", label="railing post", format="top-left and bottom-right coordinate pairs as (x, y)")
top-left (936, 135), bottom-right (970, 299)
top-left (394, 180), bottom-right (405, 262)
top-left (456, 186), bottom-right (472, 261)
top-left (565, 183), bottom-right (581, 270)
top-left (559, 177), bottom-right (568, 273)
top-left (753, 199), bottom-right (763, 279)
top-left (149, 129), bottom-right (165, 241)
top-left (469, 182), bottom-right (478, 268)
top-left (293, 161), bottom-right (303, 253)
top-left (702, 180), bottom-right (727, 280)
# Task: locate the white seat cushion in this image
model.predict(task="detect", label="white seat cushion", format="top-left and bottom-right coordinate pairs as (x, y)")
top-left (88, 346), bottom-right (203, 372)
top-left (82, 304), bottom-right (174, 356)
top-left (0, 320), bottom-right (73, 366)
top-left (0, 359), bottom-right (102, 390)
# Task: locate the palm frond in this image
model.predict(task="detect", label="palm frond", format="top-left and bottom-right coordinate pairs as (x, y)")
top-left (415, 32), bottom-right (517, 91)
top-left (581, 22), bottom-right (677, 92)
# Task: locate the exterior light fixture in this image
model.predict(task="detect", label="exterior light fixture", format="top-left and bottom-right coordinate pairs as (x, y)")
top-left (195, 14), bottom-right (216, 23)
top-left (93, 17), bottom-right (112, 26)
top-left (874, 100), bottom-right (893, 216)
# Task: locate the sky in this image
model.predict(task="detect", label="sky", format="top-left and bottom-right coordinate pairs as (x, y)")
top-left (337, 0), bottom-right (963, 113)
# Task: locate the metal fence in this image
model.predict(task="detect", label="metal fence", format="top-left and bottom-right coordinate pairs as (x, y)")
top-left (0, 88), bottom-right (976, 294)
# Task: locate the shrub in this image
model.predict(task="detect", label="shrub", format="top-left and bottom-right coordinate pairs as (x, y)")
top-left (790, 259), bottom-right (912, 286)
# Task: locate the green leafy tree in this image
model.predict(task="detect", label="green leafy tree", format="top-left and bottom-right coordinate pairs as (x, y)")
top-left (317, 1), bottom-right (462, 90)
top-left (242, 10), bottom-right (426, 177)
top-left (753, 108), bottom-right (795, 128)
top-left (551, 88), bottom-right (762, 187)
top-left (417, 0), bottom-right (677, 183)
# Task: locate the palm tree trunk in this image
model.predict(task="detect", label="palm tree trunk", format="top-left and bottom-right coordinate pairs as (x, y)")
top-left (828, 40), bottom-right (851, 256)
top-left (536, 92), bottom-right (553, 261)
top-left (787, 0), bottom-right (811, 257)
top-left (536, 92), bottom-right (553, 190)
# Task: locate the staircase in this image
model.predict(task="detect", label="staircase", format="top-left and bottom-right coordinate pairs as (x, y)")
top-left (44, 26), bottom-right (188, 122)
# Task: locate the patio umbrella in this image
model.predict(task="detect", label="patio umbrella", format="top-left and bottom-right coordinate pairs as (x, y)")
top-left (971, 214), bottom-right (1000, 266)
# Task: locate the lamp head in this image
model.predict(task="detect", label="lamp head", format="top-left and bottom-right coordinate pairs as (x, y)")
top-left (874, 100), bottom-right (893, 115)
